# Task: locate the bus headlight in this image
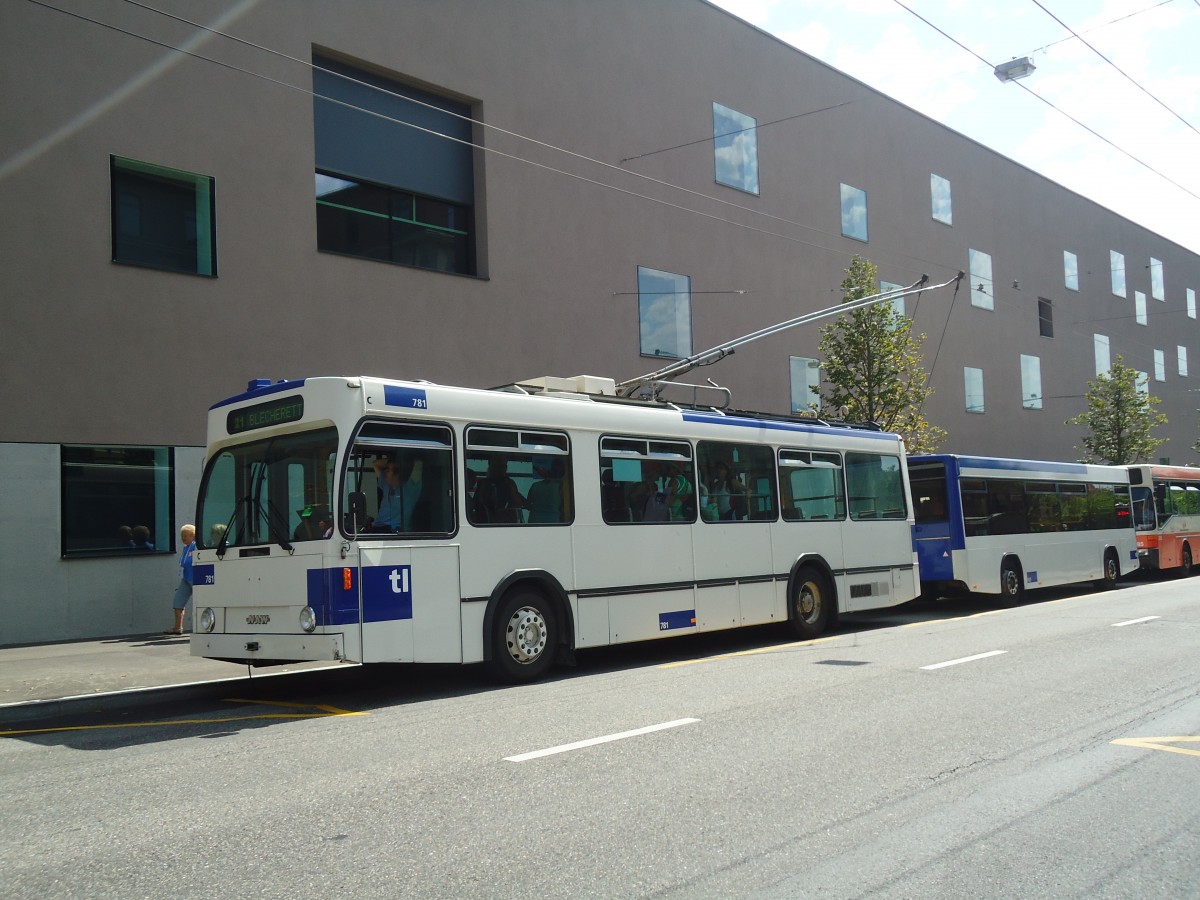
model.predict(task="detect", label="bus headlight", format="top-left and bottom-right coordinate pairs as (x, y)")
top-left (299, 606), bottom-right (317, 633)
top-left (199, 607), bottom-right (216, 634)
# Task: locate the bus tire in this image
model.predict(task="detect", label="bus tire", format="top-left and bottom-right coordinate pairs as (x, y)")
top-left (999, 557), bottom-right (1024, 605)
top-left (1180, 543), bottom-right (1194, 577)
top-left (487, 588), bottom-right (557, 683)
top-left (789, 566), bottom-right (832, 639)
top-left (1096, 548), bottom-right (1120, 590)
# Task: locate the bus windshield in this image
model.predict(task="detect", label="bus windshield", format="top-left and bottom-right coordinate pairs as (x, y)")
top-left (1131, 486), bottom-right (1156, 532)
top-left (197, 427), bottom-right (339, 550)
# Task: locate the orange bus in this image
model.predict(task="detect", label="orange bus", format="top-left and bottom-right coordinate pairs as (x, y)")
top-left (1129, 465), bottom-right (1200, 576)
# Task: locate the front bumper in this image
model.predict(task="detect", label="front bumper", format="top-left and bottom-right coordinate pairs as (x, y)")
top-left (191, 632), bottom-right (345, 665)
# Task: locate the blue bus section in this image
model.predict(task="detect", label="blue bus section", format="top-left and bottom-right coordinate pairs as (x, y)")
top-left (907, 453), bottom-right (1136, 598)
top-left (912, 522), bottom-right (954, 582)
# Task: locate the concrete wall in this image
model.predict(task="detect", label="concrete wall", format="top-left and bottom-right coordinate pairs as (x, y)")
top-left (0, 445), bottom-right (203, 645)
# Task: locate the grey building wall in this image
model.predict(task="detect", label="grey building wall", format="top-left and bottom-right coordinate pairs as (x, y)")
top-left (1, 0), bottom-right (1197, 644)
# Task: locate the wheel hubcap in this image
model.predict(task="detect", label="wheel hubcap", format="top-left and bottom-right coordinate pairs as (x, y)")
top-left (505, 606), bottom-right (548, 664)
top-left (798, 582), bottom-right (820, 623)
top-left (1004, 569), bottom-right (1019, 595)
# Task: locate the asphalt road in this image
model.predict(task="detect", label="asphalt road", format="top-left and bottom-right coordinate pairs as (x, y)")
top-left (2, 577), bottom-right (1198, 899)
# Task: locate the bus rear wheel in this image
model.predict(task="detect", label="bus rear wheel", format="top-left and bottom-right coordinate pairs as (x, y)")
top-left (789, 566), bottom-right (832, 640)
top-left (488, 588), bottom-right (557, 683)
top-left (999, 558), bottom-right (1024, 605)
top-left (1180, 544), bottom-right (1194, 577)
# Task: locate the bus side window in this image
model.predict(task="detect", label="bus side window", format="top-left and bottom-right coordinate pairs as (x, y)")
top-left (466, 427), bottom-right (572, 526)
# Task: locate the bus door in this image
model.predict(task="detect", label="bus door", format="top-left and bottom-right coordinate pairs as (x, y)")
top-left (356, 543), bottom-right (462, 663)
top-left (343, 419), bottom-right (461, 663)
top-left (910, 461), bottom-right (955, 586)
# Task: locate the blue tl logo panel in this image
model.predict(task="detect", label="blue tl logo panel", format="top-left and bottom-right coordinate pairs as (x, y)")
top-left (659, 609), bottom-right (697, 632)
top-left (1027, 570), bottom-right (1038, 583)
top-left (305, 565), bottom-right (413, 625)
top-left (362, 564), bottom-right (414, 622)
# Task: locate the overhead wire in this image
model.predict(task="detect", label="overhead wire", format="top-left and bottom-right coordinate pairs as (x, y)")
top-left (1029, 0), bottom-right (1200, 139)
top-left (890, 0), bottom-right (1200, 204)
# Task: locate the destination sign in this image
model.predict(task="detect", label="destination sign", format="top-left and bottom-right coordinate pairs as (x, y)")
top-left (227, 395), bottom-right (304, 434)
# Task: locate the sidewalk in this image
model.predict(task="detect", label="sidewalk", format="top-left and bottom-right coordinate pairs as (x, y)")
top-left (0, 633), bottom-right (342, 723)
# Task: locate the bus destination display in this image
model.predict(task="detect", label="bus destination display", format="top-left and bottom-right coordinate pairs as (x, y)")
top-left (227, 396), bottom-right (304, 434)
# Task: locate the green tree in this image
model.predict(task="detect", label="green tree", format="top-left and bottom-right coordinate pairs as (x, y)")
top-left (816, 256), bottom-right (945, 454)
top-left (1066, 355), bottom-right (1168, 464)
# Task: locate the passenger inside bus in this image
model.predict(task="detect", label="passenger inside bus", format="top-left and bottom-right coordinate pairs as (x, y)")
top-left (372, 455), bottom-right (423, 532)
top-left (471, 456), bottom-right (527, 524)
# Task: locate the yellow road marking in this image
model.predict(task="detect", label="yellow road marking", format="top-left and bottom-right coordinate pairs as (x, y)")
top-left (904, 608), bottom-right (1008, 627)
top-left (0, 698), bottom-right (365, 737)
top-left (658, 634), bottom-right (842, 668)
top-left (1111, 737), bottom-right (1200, 758)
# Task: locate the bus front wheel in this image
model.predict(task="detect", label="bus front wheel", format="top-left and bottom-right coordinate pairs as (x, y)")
top-left (789, 567), bottom-right (832, 639)
top-left (999, 558), bottom-right (1024, 605)
top-left (1180, 544), bottom-right (1194, 577)
top-left (488, 588), bottom-right (557, 683)
top-left (1096, 549), bottom-right (1120, 590)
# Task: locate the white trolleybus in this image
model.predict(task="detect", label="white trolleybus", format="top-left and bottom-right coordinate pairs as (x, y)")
top-left (908, 454), bottom-right (1137, 602)
top-left (190, 374), bottom-right (921, 681)
top-left (1129, 464), bottom-right (1200, 576)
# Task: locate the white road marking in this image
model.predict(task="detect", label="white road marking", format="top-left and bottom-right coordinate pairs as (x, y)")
top-left (504, 718), bottom-right (701, 762)
top-left (920, 650), bottom-right (1007, 670)
top-left (1112, 616), bottom-right (1160, 627)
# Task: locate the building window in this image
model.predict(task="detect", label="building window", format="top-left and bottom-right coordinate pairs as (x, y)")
top-left (880, 280), bottom-right (905, 317)
top-left (61, 446), bottom-right (174, 558)
top-left (111, 156), bottom-right (215, 276)
top-left (712, 102), bottom-right (759, 195)
top-left (1063, 251), bottom-right (1079, 291)
top-left (313, 54), bottom-right (476, 276)
top-left (1094, 334), bottom-right (1110, 376)
top-left (1188, 288), bottom-right (1197, 319)
top-left (1038, 298), bottom-right (1054, 338)
top-left (1020, 355), bottom-right (1042, 410)
top-left (840, 183), bottom-right (868, 241)
top-left (1150, 257), bottom-right (1165, 301)
top-left (638, 266), bottom-right (692, 359)
top-left (315, 173), bottom-right (470, 274)
top-left (1179, 346), bottom-right (1189, 377)
top-left (1135, 291), bottom-right (1147, 326)
top-left (969, 249), bottom-right (994, 310)
top-left (964, 367), bottom-right (985, 413)
top-left (930, 173), bottom-right (952, 225)
top-left (790, 356), bottom-right (821, 413)
top-left (1154, 349), bottom-right (1166, 381)
top-left (1136, 371), bottom-right (1150, 397)
top-left (1110, 250), bottom-right (1126, 297)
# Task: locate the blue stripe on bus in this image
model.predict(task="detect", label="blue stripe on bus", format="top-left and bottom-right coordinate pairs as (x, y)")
top-left (305, 565), bottom-right (414, 625)
top-left (917, 454), bottom-right (1097, 476)
top-left (307, 566), bottom-right (360, 626)
top-left (680, 411), bottom-right (897, 441)
top-left (659, 609), bottom-right (697, 631)
top-left (210, 378), bottom-right (308, 410)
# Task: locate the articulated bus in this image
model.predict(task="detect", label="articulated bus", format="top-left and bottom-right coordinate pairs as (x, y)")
top-left (191, 375), bottom-right (920, 681)
top-left (909, 455), bottom-right (1137, 602)
top-left (1129, 464), bottom-right (1200, 576)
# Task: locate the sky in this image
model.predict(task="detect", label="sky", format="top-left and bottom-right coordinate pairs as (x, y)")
top-left (706, 0), bottom-right (1200, 254)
